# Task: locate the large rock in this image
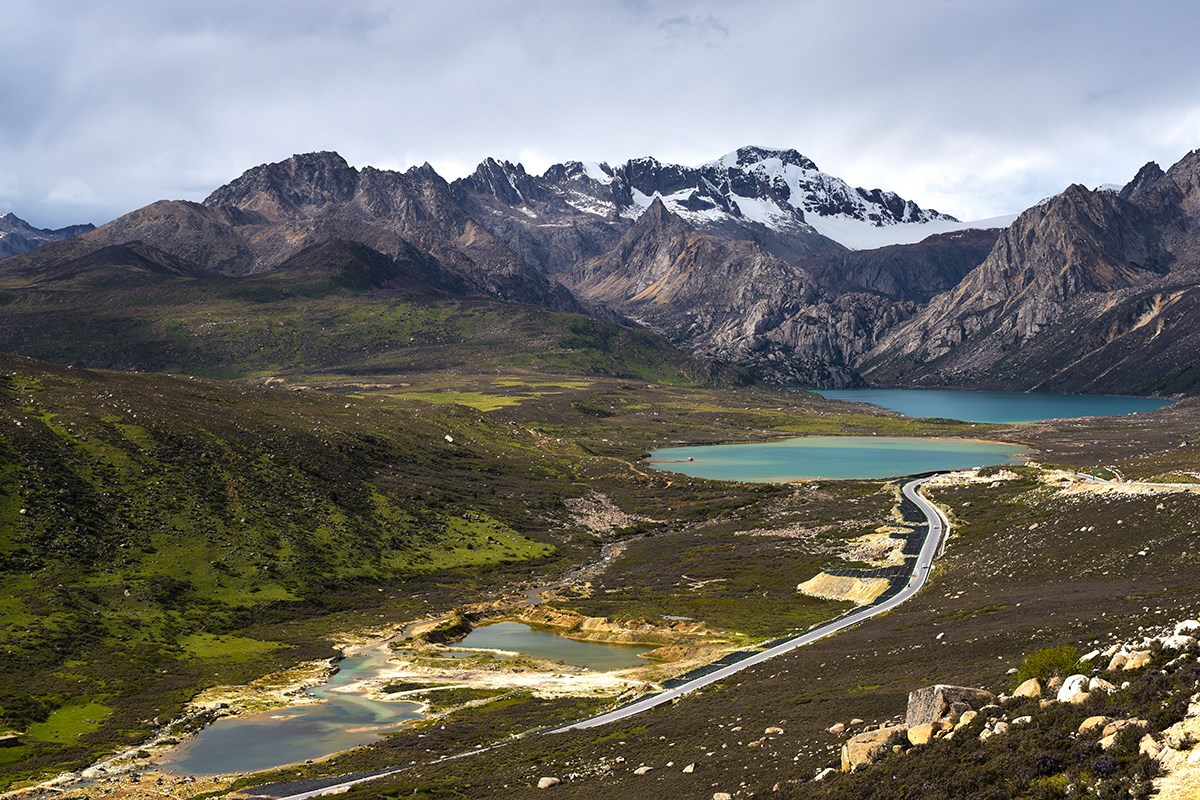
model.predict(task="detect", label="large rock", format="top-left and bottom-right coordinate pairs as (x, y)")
top-left (1013, 678), bottom-right (1043, 699)
top-left (1080, 715), bottom-right (1114, 735)
top-left (537, 777), bottom-right (561, 789)
top-left (1057, 674), bottom-right (1091, 704)
top-left (906, 685), bottom-right (996, 727)
top-left (841, 725), bottom-right (908, 772)
top-left (907, 722), bottom-right (942, 746)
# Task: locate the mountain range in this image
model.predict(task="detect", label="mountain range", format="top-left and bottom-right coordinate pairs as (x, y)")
top-left (4, 145), bottom-right (1200, 393)
top-left (0, 212), bottom-right (94, 259)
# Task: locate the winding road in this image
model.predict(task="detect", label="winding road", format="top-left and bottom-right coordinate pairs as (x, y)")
top-left (256, 475), bottom-right (949, 799)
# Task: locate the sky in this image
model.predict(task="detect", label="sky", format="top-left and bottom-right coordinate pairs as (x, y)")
top-left (3, 0), bottom-right (1199, 229)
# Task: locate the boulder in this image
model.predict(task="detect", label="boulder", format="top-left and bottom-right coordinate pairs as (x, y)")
top-left (1013, 678), bottom-right (1043, 699)
top-left (1139, 733), bottom-right (1163, 759)
top-left (1089, 676), bottom-right (1117, 694)
top-left (1161, 634), bottom-right (1196, 650)
top-left (954, 710), bottom-right (978, 731)
top-left (841, 725), bottom-right (908, 772)
top-left (979, 721), bottom-right (1009, 741)
top-left (765, 726), bottom-right (785, 735)
top-left (813, 767), bottom-right (837, 781)
top-left (1012, 715), bottom-right (1033, 725)
top-left (1080, 715), bottom-right (1114, 735)
top-left (1099, 719), bottom-right (1148, 750)
top-left (682, 763), bottom-right (695, 773)
top-left (827, 722), bottom-right (846, 735)
top-left (1113, 650), bottom-right (1153, 671)
top-left (633, 766), bottom-right (652, 775)
top-left (537, 777), bottom-right (561, 789)
top-left (906, 685), bottom-right (996, 727)
top-left (1174, 620), bottom-right (1200, 636)
top-left (907, 723), bottom-right (937, 746)
top-left (714, 794), bottom-right (733, 800)
top-left (1057, 674), bottom-right (1091, 704)
top-left (1102, 718), bottom-right (1148, 739)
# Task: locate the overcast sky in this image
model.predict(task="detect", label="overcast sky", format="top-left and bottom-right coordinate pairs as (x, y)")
top-left (3, 0), bottom-right (1199, 228)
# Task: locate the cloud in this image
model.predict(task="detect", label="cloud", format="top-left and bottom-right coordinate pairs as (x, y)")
top-left (1, 0), bottom-right (1198, 227)
top-left (44, 178), bottom-right (101, 209)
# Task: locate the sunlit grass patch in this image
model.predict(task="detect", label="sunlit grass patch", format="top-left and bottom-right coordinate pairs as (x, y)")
top-left (24, 701), bottom-right (113, 745)
top-left (179, 633), bottom-right (285, 661)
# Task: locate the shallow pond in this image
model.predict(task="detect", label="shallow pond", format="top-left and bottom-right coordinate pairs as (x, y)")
top-left (161, 645), bottom-right (422, 776)
top-left (650, 436), bottom-right (1029, 482)
top-left (454, 622), bottom-right (654, 670)
top-left (810, 388), bottom-right (1172, 423)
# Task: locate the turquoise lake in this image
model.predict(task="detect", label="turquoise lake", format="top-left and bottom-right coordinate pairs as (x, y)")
top-left (650, 436), bottom-right (1030, 482)
top-left (810, 388), bottom-right (1172, 423)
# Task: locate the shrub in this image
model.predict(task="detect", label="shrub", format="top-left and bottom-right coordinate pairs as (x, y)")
top-left (1015, 645), bottom-right (1089, 686)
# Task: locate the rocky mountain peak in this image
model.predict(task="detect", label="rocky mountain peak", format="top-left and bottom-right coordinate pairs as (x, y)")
top-left (457, 157), bottom-right (545, 205)
top-left (203, 151), bottom-right (359, 217)
top-left (0, 211), bottom-right (97, 258)
top-left (1120, 161), bottom-right (1166, 201)
top-left (721, 145), bottom-right (819, 172)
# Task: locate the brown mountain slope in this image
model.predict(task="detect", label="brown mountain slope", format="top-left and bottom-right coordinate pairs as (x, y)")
top-left (862, 150), bottom-right (1200, 392)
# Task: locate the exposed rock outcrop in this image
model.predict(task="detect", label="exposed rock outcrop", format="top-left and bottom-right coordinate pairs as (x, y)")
top-left (570, 199), bottom-right (912, 385)
top-left (840, 724), bottom-right (907, 772)
top-left (905, 685), bottom-right (995, 728)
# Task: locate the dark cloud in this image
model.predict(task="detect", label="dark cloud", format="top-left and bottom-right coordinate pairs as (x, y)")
top-left (2, 0), bottom-right (1198, 227)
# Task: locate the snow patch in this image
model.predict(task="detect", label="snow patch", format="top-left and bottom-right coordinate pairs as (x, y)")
top-left (806, 213), bottom-right (1017, 250)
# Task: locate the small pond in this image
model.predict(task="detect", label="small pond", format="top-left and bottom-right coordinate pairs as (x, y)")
top-left (454, 622), bottom-right (654, 670)
top-left (161, 645), bottom-right (422, 776)
top-left (810, 388), bottom-right (1172, 424)
top-left (649, 436), bottom-right (1029, 482)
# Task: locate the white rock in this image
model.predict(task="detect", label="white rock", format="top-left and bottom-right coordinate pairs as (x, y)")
top-left (1057, 674), bottom-right (1091, 704)
top-left (537, 777), bottom-right (561, 789)
top-left (1089, 676), bottom-right (1117, 694)
top-left (633, 766), bottom-right (652, 775)
top-left (1161, 634), bottom-right (1196, 650)
top-left (814, 767), bottom-right (837, 781)
top-left (1174, 620), bottom-right (1200, 636)
top-left (682, 763), bottom-right (695, 773)
top-left (1080, 649), bottom-right (1101, 662)
top-left (1012, 715), bottom-right (1033, 725)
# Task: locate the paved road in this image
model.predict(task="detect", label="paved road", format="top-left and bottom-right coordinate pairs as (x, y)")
top-left (262, 475), bottom-right (949, 799)
top-left (546, 474), bottom-right (948, 731)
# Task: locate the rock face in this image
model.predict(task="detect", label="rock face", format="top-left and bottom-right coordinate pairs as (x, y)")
top-left (0, 212), bottom-right (94, 259)
top-left (865, 149), bottom-right (1200, 394)
top-left (569, 199), bottom-right (912, 385)
top-left (803, 228), bottom-right (1000, 303)
top-left (840, 724), bottom-right (907, 772)
top-left (905, 685), bottom-right (996, 728)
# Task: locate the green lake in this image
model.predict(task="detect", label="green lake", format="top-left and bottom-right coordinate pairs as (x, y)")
top-left (454, 622), bottom-right (653, 670)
